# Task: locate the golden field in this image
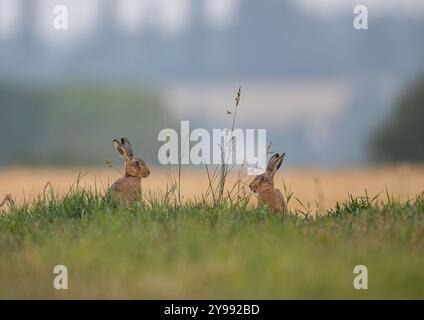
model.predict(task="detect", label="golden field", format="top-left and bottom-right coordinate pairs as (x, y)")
top-left (1, 165), bottom-right (424, 299)
top-left (1, 165), bottom-right (423, 211)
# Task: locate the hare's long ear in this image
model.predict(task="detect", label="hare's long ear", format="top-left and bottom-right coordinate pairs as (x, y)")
top-left (113, 139), bottom-right (130, 159)
top-left (267, 153), bottom-right (285, 180)
top-left (121, 137), bottom-right (134, 157)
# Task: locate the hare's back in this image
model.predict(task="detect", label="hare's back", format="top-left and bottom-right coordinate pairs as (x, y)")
top-left (110, 177), bottom-right (142, 202)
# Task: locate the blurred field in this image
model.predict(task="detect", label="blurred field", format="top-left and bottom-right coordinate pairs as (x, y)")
top-left (1, 166), bottom-right (423, 211)
top-left (1, 165), bottom-right (424, 299)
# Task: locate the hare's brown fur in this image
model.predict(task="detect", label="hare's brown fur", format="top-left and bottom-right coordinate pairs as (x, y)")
top-left (249, 153), bottom-right (287, 213)
top-left (111, 176), bottom-right (142, 203)
top-left (110, 137), bottom-right (150, 203)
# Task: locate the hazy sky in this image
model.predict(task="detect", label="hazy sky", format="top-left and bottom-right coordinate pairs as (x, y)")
top-left (295, 0), bottom-right (424, 17)
top-left (0, 0), bottom-right (240, 42)
top-left (0, 0), bottom-right (423, 44)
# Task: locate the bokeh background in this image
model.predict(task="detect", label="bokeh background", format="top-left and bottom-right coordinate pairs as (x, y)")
top-left (0, 0), bottom-right (423, 205)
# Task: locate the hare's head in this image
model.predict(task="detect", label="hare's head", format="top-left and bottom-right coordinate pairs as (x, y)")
top-left (113, 137), bottom-right (150, 179)
top-left (249, 153), bottom-right (285, 193)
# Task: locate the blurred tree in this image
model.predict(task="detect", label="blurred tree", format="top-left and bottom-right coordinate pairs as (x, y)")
top-left (0, 84), bottom-right (170, 166)
top-left (369, 75), bottom-right (424, 163)
top-left (0, 83), bottom-right (48, 165)
top-left (17, 0), bottom-right (39, 53)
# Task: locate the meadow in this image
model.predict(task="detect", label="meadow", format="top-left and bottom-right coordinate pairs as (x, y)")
top-left (0, 166), bottom-right (423, 299)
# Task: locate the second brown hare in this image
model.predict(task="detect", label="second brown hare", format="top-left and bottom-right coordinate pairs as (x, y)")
top-left (110, 137), bottom-right (150, 203)
top-left (249, 153), bottom-right (287, 213)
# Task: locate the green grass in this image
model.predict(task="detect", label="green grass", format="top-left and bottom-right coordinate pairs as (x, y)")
top-left (0, 188), bottom-right (424, 299)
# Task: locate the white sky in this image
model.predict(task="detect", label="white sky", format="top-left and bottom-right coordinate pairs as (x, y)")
top-left (0, 0), bottom-right (423, 43)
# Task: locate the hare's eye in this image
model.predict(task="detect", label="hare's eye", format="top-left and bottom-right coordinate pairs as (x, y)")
top-left (259, 176), bottom-right (266, 181)
top-left (134, 160), bottom-right (141, 167)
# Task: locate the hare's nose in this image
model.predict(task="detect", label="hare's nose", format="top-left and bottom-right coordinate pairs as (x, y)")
top-left (143, 169), bottom-right (150, 177)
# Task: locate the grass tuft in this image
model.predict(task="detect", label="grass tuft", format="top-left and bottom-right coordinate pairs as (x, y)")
top-left (0, 184), bottom-right (423, 299)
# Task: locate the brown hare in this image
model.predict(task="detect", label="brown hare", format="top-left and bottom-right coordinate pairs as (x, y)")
top-left (249, 153), bottom-right (287, 213)
top-left (110, 137), bottom-right (150, 203)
